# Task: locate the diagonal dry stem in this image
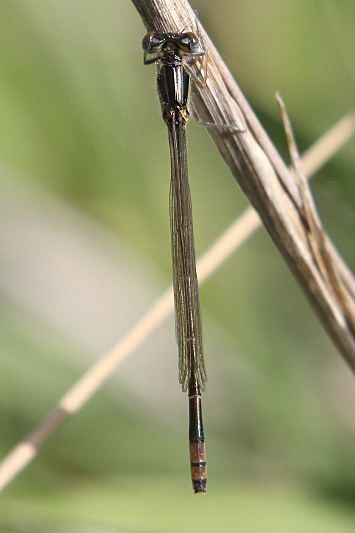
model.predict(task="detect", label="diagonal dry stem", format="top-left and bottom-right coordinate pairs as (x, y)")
top-left (132, 0), bottom-right (355, 367)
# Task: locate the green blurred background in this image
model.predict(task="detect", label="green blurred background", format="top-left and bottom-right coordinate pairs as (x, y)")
top-left (0, 1), bottom-right (354, 531)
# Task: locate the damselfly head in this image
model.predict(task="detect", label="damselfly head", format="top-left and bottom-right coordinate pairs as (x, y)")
top-left (142, 31), bottom-right (201, 64)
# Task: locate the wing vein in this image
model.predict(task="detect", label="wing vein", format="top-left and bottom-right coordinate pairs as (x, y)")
top-left (168, 121), bottom-right (206, 392)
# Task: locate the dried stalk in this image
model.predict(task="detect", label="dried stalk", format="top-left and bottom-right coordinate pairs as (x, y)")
top-left (132, 0), bottom-right (355, 367)
top-left (276, 94), bottom-right (354, 333)
top-left (0, 111), bottom-right (353, 492)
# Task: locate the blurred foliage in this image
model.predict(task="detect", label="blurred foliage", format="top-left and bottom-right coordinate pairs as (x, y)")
top-left (0, 1), bottom-right (354, 531)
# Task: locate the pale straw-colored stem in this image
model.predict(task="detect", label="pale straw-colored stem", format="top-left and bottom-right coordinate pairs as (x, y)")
top-left (0, 112), bottom-right (353, 492)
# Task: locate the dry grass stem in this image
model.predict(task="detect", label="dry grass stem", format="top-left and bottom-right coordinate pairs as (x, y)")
top-left (0, 109), bottom-right (353, 492)
top-left (132, 0), bottom-right (355, 367)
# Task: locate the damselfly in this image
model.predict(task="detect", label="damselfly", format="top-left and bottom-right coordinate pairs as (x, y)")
top-left (142, 28), bottom-right (208, 493)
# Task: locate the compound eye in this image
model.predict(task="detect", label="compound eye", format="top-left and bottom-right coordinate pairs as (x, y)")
top-left (180, 34), bottom-right (191, 46)
top-left (180, 32), bottom-right (199, 51)
top-left (188, 32), bottom-right (198, 46)
top-left (152, 34), bottom-right (162, 44)
top-left (142, 32), bottom-right (164, 52)
top-left (150, 33), bottom-right (166, 51)
top-left (142, 31), bottom-right (153, 51)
